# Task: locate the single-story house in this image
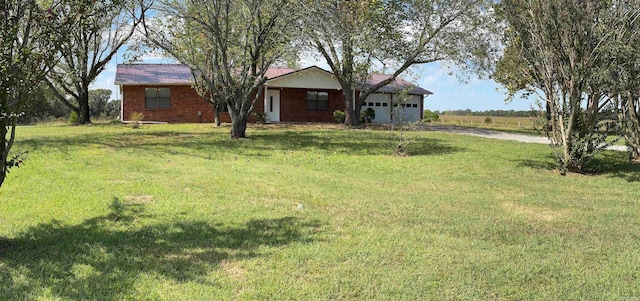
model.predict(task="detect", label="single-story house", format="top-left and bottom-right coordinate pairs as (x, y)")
top-left (114, 64), bottom-right (432, 123)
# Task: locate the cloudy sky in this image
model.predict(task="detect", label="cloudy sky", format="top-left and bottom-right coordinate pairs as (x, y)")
top-left (91, 52), bottom-right (537, 112)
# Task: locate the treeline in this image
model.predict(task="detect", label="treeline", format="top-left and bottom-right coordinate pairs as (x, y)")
top-left (437, 109), bottom-right (538, 117)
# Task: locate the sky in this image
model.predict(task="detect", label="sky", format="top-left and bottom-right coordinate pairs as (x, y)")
top-left (91, 51), bottom-right (538, 113)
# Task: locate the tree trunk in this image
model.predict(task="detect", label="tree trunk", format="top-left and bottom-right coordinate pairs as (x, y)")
top-left (343, 87), bottom-right (357, 126)
top-left (0, 123), bottom-right (7, 188)
top-left (230, 116), bottom-right (247, 138)
top-left (77, 89), bottom-right (92, 124)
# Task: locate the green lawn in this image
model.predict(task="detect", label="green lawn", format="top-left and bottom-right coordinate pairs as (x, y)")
top-left (1, 123), bottom-right (639, 300)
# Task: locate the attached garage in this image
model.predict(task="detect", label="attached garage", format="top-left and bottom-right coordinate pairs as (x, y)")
top-left (392, 94), bottom-right (422, 123)
top-left (362, 93), bottom-right (391, 123)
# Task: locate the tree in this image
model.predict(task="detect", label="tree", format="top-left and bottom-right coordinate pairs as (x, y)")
top-left (0, 0), bottom-right (67, 188)
top-left (495, 0), bottom-right (626, 174)
top-left (44, 0), bottom-right (152, 124)
top-left (89, 89), bottom-right (112, 118)
top-left (141, 0), bottom-right (299, 138)
top-left (605, 2), bottom-right (640, 162)
top-left (303, 0), bottom-right (498, 125)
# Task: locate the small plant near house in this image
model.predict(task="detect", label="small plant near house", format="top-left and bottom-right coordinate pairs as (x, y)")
top-left (333, 110), bottom-right (345, 124)
top-left (252, 111), bottom-right (267, 123)
top-left (130, 111), bottom-right (144, 129)
top-left (359, 108), bottom-right (376, 123)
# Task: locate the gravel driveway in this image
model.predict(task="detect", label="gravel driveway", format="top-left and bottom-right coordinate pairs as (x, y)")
top-left (416, 125), bottom-right (628, 152)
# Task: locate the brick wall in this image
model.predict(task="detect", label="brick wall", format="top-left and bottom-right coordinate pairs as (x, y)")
top-left (278, 88), bottom-right (345, 122)
top-left (122, 85), bottom-right (340, 123)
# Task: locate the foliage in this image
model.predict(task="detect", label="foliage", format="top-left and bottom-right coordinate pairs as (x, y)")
top-left (129, 111), bottom-right (144, 128)
top-left (423, 110), bottom-right (440, 122)
top-left (359, 108), bottom-right (375, 124)
top-left (88, 89), bottom-right (112, 118)
top-left (104, 99), bottom-right (121, 120)
top-left (17, 85), bottom-right (71, 124)
top-left (303, 0), bottom-right (500, 125)
top-left (484, 116), bottom-right (492, 124)
top-left (0, 0), bottom-right (68, 188)
top-left (68, 111), bottom-right (79, 124)
top-left (252, 112), bottom-right (267, 124)
top-left (333, 110), bottom-right (346, 124)
top-left (495, 0), bottom-right (633, 174)
top-left (44, 0), bottom-right (152, 124)
top-left (140, 0), bottom-right (300, 138)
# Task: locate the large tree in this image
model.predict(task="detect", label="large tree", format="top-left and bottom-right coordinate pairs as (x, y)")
top-left (141, 0), bottom-right (299, 138)
top-left (44, 0), bottom-right (152, 124)
top-left (494, 0), bottom-right (629, 174)
top-left (303, 0), bottom-right (498, 125)
top-left (0, 0), bottom-right (67, 188)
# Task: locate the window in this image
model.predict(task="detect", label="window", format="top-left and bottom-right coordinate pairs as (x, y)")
top-left (306, 91), bottom-right (329, 111)
top-left (412, 104), bottom-right (418, 108)
top-left (375, 102), bottom-right (381, 107)
top-left (382, 103), bottom-right (388, 107)
top-left (145, 88), bottom-right (171, 109)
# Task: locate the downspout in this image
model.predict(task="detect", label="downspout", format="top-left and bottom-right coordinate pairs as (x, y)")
top-left (390, 93), bottom-right (394, 123)
top-left (119, 85), bottom-right (124, 122)
top-left (420, 94), bottom-right (424, 120)
top-left (263, 84), bottom-right (268, 122)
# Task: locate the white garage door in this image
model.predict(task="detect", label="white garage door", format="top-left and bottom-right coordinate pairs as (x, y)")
top-left (392, 95), bottom-right (421, 123)
top-left (362, 93), bottom-right (391, 123)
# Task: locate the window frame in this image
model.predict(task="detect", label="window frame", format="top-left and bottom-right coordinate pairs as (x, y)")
top-left (306, 91), bottom-right (329, 111)
top-left (145, 87), bottom-right (171, 110)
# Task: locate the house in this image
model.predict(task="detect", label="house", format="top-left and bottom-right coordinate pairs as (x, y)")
top-left (114, 64), bottom-right (432, 123)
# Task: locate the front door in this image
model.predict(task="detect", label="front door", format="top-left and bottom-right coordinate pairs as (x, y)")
top-left (265, 89), bottom-right (280, 123)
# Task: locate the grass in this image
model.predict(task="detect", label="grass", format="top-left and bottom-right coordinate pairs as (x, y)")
top-left (435, 115), bottom-right (541, 135)
top-left (1, 123), bottom-right (640, 300)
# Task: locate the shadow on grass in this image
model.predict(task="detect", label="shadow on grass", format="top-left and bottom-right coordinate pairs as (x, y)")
top-left (17, 126), bottom-right (465, 159)
top-left (0, 200), bottom-right (323, 300)
top-left (513, 150), bottom-right (640, 182)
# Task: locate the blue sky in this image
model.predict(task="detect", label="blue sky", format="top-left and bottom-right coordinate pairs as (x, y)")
top-left (92, 53), bottom-right (537, 112)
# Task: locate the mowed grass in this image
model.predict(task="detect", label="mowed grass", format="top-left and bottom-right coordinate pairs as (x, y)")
top-left (1, 123), bottom-right (639, 300)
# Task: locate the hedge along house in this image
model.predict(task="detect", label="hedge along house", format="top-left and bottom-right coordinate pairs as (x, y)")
top-left (114, 64), bottom-right (432, 123)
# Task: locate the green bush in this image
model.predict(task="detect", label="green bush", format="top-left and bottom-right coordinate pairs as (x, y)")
top-left (68, 111), bottom-right (79, 124)
top-left (359, 108), bottom-right (376, 123)
top-left (484, 117), bottom-right (492, 124)
top-left (423, 110), bottom-right (439, 122)
top-left (333, 110), bottom-right (345, 124)
top-left (252, 111), bottom-right (267, 123)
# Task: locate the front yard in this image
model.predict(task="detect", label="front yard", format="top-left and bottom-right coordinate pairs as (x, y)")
top-left (1, 123), bottom-right (639, 300)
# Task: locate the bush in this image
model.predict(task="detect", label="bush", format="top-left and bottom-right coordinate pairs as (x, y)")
top-left (68, 111), bottom-right (79, 124)
top-left (130, 112), bottom-right (144, 129)
top-left (423, 110), bottom-right (439, 122)
top-left (333, 110), bottom-right (345, 124)
top-left (484, 117), bottom-right (492, 124)
top-left (359, 108), bottom-right (375, 123)
top-left (252, 111), bottom-right (267, 123)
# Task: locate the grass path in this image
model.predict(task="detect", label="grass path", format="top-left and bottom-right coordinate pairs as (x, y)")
top-left (1, 123), bottom-right (639, 300)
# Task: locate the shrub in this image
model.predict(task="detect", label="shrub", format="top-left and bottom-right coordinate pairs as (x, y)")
top-left (252, 111), bottom-right (267, 123)
top-left (423, 110), bottom-right (439, 122)
top-left (130, 111), bottom-right (144, 129)
top-left (359, 108), bottom-right (376, 123)
top-left (68, 111), bottom-right (78, 124)
top-left (333, 110), bottom-right (345, 124)
top-left (484, 117), bottom-right (492, 124)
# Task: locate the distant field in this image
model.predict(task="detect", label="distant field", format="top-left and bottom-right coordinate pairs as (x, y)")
top-left (1, 123), bottom-right (639, 300)
top-left (435, 114), bottom-right (540, 133)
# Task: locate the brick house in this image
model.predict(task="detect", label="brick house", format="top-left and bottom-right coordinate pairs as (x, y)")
top-left (114, 64), bottom-right (432, 123)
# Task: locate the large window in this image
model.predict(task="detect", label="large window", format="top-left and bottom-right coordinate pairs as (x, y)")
top-left (145, 87), bottom-right (171, 109)
top-left (306, 91), bottom-right (329, 111)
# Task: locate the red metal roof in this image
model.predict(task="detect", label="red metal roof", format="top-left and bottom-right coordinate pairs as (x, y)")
top-left (115, 64), bottom-right (432, 95)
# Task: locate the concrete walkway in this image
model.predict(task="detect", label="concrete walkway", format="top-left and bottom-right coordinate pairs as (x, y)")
top-left (416, 125), bottom-right (628, 152)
